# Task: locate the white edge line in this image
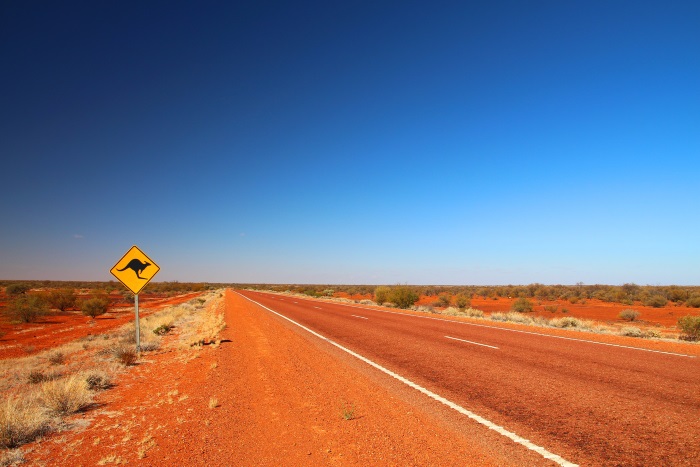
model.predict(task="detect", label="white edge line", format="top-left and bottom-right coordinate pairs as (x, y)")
top-left (237, 291), bottom-right (578, 467)
top-left (445, 335), bottom-right (499, 350)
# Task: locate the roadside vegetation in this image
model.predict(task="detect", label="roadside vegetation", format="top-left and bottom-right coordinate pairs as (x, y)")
top-left (5, 281), bottom-right (700, 309)
top-left (0, 291), bottom-right (225, 463)
top-left (233, 282), bottom-right (700, 308)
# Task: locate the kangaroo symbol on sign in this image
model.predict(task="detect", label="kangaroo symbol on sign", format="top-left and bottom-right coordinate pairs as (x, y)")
top-left (117, 259), bottom-right (151, 280)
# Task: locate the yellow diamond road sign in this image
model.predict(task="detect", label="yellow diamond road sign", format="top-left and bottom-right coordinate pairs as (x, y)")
top-left (110, 245), bottom-right (160, 295)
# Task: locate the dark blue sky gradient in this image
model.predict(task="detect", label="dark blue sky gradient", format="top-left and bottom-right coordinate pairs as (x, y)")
top-left (1, 1), bottom-right (699, 284)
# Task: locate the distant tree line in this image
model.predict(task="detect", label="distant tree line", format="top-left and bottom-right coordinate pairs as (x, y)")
top-left (238, 283), bottom-right (700, 309)
top-left (4, 281), bottom-right (700, 310)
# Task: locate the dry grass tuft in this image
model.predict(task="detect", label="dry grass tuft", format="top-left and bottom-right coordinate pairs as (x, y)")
top-left (0, 448), bottom-right (24, 466)
top-left (47, 351), bottom-right (65, 365)
top-left (113, 346), bottom-right (138, 366)
top-left (97, 454), bottom-right (127, 465)
top-left (208, 397), bottom-right (219, 409)
top-left (0, 396), bottom-right (50, 449)
top-left (40, 375), bottom-right (93, 415)
top-left (82, 370), bottom-right (112, 391)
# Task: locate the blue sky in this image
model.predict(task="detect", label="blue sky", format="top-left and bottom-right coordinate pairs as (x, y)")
top-left (1, 1), bottom-right (699, 285)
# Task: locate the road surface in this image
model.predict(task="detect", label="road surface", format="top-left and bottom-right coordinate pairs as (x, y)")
top-left (237, 290), bottom-right (700, 466)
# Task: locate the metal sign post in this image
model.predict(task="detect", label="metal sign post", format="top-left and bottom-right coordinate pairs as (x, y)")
top-left (135, 293), bottom-right (140, 352)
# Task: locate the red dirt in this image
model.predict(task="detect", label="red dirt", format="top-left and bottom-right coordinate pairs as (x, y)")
top-left (0, 292), bottom-right (203, 359)
top-left (23, 290), bottom-right (546, 466)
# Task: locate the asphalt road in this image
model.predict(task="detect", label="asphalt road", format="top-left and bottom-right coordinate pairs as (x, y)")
top-left (237, 290), bottom-right (700, 466)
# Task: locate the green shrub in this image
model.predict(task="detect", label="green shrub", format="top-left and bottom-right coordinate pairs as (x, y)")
top-left (454, 293), bottom-right (471, 309)
top-left (80, 297), bottom-right (109, 319)
top-left (435, 294), bottom-right (451, 308)
top-left (511, 298), bottom-right (533, 313)
top-left (685, 296), bottom-right (700, 308)
top-left (47, 289), bottom-right (77, 311)
top-left (678, 315), bottom-right (700, 341)
top-left (543, 305), bottom-right (558, 313)
top-left (619, 309), bottom-right (640, 322)
top-left (643, 295), bottom-right (667, 308)
top-left (5, 283), bottom-right (31, 296)
top-left (5, 295), bottom-right (48, 323)
top-left (389, 286), bottom-right (419, 309)
top-left (374, 286), bottom-right (391, 305)
top-left (153, 324), bottom-right (173, 336)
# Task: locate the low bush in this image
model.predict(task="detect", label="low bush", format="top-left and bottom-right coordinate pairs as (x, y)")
top-left (27, 371), bottom-right (49, 385)
top-left (619, 309), bottom-right (641, 322)
top-left (139, 340), bottom-right (160, 352)
top-left (454, 293), bottom-right (471, 309)
top-left (47, 289), bottom-right (77, 311)
top-left (511, 298), bottom-right (533, 313)
top-left (503, 312), bottom-right (533, 325)
top-left (81, 297), bottom-right (109, 319)
top-left (5, 295), bottom-right (49, 323)
top-left (113, 346), bottom-right (138, 366)
top-left (153, 324), bottom-right (174, 336)
top-left (643, 295), bottom-right (667, 308)
top-left (685, 296), bottom-right (700, 308)
top-left (543, 305), bottom-right (558, 313)
top-left (374, 286), bottom-right (391, 305)
top-left (83, 371), bottom-right (112, 391)
top-left (40, 375), bottom-right (93, 415)
top-left (441, 307), bottom-right (462, 316)
top-left (48, 351), bottom-right (65, 365)
top-left (434, 294), bottom-right (451, 308)
top-left (463, 308), bottom-right (484, 318)
top-left (5, 283), bottom-right (31, 296)
top-left (550, 317), bottom-right (581, 328)
top-left (677, 315), bottom-right (700, 341)
top-left (389, 286), bottom-right (419, 309)
top-left (620, 327), bottom-right (643, 338)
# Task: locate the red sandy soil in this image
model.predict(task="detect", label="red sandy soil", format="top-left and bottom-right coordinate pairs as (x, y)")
top-left (0, 292), bottom-right (203, 360)
top-left (22, 290), bottom-right (550, 466)
top-left (10, 289), bottom-right (700, 465)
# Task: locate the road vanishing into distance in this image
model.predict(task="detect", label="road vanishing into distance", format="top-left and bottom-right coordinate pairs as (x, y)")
top-left (237, 290), bottom-right (700, 466)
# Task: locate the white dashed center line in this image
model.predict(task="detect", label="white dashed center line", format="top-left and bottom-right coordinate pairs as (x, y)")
top-left (351, 315), bottom-right (369, 320)
top-left (445, 336), bottom-right (499, 350)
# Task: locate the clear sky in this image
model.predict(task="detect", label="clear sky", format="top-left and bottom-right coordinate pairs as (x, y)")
top-left (1, 1), bottom-right (699, 285)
